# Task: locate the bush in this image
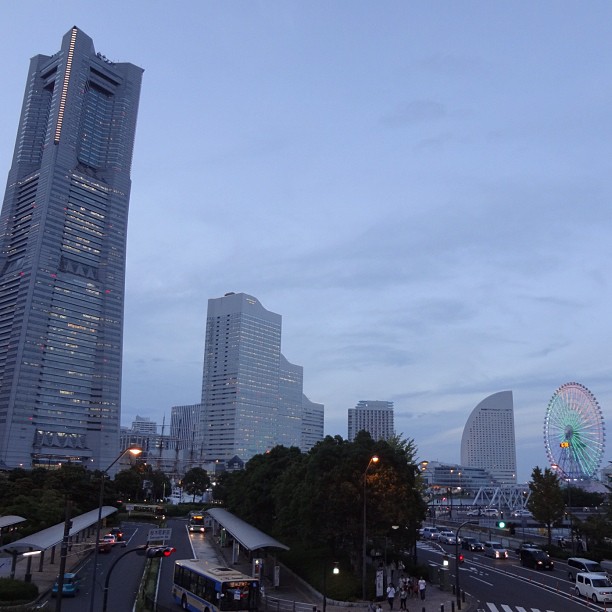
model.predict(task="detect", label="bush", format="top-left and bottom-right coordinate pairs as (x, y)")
top-left (0, 578), bottom-right (38, 604)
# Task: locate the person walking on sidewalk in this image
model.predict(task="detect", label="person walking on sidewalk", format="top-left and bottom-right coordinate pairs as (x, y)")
top-left (386, 583), bottom-right (396, 610)
top-left (418, 577), bottom-right (426, 600)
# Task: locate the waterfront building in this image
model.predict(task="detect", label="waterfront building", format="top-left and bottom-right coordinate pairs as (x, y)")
top-left (347, 400), bottom-right (395, 441)
top-left (0, 27), bottom-right (143, 470)
top-left (460, 391), bottom-right (517, 484)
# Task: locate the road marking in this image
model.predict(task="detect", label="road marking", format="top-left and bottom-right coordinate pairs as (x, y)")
top-left (470, 575), bottom-right (494, 586)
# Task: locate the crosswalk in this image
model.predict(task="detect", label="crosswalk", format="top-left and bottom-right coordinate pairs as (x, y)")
top-left (480, 605), bottom-right (556, 612)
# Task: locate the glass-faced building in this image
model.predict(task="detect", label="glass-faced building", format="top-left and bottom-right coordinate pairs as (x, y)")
top-left (460, 390), bottom-right (517, 484)
top-left (0, 28), bottom-right (143, 470)
top-left (200, 292), bottom-right (323, 462)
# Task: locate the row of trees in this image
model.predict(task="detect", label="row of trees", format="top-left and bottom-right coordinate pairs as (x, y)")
top-left (215, 432), bottom-right (428, 575)
top-left (528, 466), bottom-right (612, 552)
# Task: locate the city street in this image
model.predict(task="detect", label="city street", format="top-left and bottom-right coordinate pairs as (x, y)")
top-left (418, 538), bottom-right (600, 611)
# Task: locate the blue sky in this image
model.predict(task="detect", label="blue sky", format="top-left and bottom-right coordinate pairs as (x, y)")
top-left (1, 2), bottom-right (611, 482)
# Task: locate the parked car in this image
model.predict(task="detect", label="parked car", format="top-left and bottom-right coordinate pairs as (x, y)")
top-left (438, 531), bottom-right (457, 545)
top-left (520, 548), bottom-right (554, 570)
top-left (575, 572), bottom-right (612, 603)
top-left (52, 573), bottom-right (80, 597)
top-left (483, 541), bottom-right (508, 559)
top-left (461, 537), bottom-right (484, 552)
top-left (466, 508), bottom-right (480, 516)
top-left (482, 508), bottom-right (499, 517)
top-left (567, 557), bottom-right (607, 582)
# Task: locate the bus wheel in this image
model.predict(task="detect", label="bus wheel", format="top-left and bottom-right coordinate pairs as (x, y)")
top-left (181, 595), bottom-right (188, 610)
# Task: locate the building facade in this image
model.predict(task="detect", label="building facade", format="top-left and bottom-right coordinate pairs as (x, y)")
top-left (347, 400), bottom-right (395, 441)
top-left (460, 390), bottom-right (517, 484)
top-left (0, 28), bottom-right (143, 470)
top-left (200, 292), bottom-right (323, 463)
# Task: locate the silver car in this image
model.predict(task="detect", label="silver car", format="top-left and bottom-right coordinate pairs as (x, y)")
top-left (483, 541), bottom-right (508, 559)
top-left (438, 531), bottom-right (457, 544)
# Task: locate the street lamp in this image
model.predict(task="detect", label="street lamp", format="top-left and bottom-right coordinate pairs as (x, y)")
top-left (362, 455), bottom-right (379, 600)
top-left (89, 446), bottom-right (142, 612)
top-left (551, 463), bottom-right (573, 552)
top-left (322, 561), bottom-right (340, 612)
top-left (455, 520), bottom-right (477, 610)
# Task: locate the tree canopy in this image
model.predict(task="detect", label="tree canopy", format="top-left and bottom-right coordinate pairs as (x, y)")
top-left (218, 432), bottom-right (427, 571)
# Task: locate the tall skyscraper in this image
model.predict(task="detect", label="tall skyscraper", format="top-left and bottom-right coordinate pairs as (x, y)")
top-left (460, 390), bottom-right (517, 484)
top-left (0, 28), bottom-right (143, 470)
top-left (347, 400), bottom-right (395, 441)
top-left (200, 292), bottom-right (323, 463)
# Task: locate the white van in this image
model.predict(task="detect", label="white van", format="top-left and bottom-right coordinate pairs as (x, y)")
top-left (419, 527), bottom-right (440, 540)
top-left (575, 572), bottom-right (612, 603)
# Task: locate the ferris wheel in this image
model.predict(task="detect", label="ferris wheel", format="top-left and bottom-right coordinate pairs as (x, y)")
top-left (544, 382), bottom-right (606, 480)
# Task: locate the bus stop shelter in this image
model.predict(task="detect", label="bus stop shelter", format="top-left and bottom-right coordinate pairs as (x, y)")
top-left (0, 506), bottom-right (117, 580)
top-left (206, 508), bottom-right (289, 580)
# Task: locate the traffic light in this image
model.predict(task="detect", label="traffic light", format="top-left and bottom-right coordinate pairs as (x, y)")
top-left (496, 520), bottom-right (506, 529)
top-left (146, 546), bottom-right (176, 558)
top-left (458, 553), bottom-right (465, 564)
top-left (508, 522), bottom-right (516, 535)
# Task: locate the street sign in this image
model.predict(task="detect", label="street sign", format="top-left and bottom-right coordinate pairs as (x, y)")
top-left (147, 528), bottom-right (172, 544)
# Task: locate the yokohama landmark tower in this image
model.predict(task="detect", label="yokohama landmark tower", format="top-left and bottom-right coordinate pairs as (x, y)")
top-left (0, 28), bottom-right (143, 470)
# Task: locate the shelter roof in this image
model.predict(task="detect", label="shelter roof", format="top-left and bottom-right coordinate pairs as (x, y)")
top-left (0, 506), bottom-right (117, 555)
top-left (206, 508), bottom-right (289, 552)
top-left (0, 516), bottom-right (26, 529)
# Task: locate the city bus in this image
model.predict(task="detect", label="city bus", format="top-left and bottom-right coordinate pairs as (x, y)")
top-left (172, 559), bottom-right (259, 612)
top-left (188, 511), bottom-right (206, 533)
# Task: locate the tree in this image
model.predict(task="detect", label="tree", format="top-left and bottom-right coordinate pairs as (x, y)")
top-left (527, 467), bottom-right (564, 545)
top-left (113, 468), bottom-right (143, 501)
top-left (183, 467), bottom-right (211, 503)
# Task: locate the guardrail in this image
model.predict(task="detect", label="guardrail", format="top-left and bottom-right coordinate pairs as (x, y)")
top-left (262, 594), bottom-right (317, 612)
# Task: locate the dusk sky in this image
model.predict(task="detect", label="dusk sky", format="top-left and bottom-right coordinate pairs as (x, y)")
top-left (1, 2), bottom-right (611, 482)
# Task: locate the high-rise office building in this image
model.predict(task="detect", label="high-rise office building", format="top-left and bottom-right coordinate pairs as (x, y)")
top-left (460, 390), bottom-right (517, 484)
top-left (131, 415), bottom-right (158, 436)
top-left (347, 400), bottom-right (395, 441)
top-left (200, 292), bottom-right (323, 463)
top-left (0, 27), bottom-right (143, 470)
top-left (301, 395), bottom-right (324, 452)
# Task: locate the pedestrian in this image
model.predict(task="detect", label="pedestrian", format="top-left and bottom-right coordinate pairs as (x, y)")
top-left (418, 577), bottom-right (426, 600)
top-left (399, 586), bottom-right (407, 610)
top-left (376, 603), bottom-right (383, 612)
top-left (386, 583), bottom-right (396, 610)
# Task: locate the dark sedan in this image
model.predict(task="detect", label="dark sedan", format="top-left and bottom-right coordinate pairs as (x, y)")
top-left (520, 548), bottom-right (554, 570)
top-left (461, 537), bottom-right (484, 551)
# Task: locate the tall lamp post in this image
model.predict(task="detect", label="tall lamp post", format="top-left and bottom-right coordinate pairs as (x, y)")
top-left (551, 463), bottom-right (573, 552)
top-left (362, 455), bottom-right (379, 601)
top-left (89, 446), bottom-right (142, 612)
top-left (455, 520), bottom-right (477, 610)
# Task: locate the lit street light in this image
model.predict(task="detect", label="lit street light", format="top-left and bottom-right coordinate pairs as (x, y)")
top-left (322, 561), bottom-right (340, 612)
top-left (89, 446), bottom-right (142, 612)
top-left (362, 455), bottom-right (379, 601)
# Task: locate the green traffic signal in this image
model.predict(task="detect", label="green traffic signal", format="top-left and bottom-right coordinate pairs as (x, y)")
top-left (496, 520), bottom-right (506, 529)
